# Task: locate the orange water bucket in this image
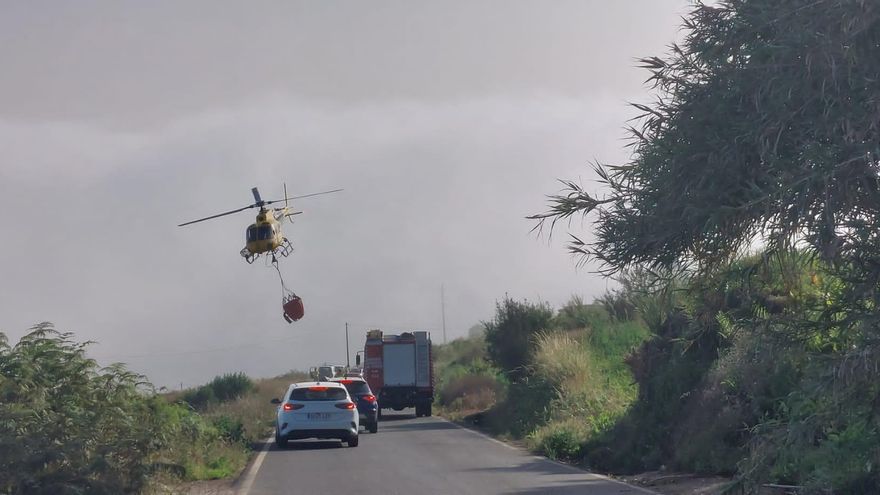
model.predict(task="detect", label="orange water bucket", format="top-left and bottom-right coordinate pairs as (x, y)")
top-left (283, 295), bottom-right (305, 323)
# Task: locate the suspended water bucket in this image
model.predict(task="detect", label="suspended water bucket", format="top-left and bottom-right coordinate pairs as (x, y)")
top-left (283, 295), bottom-right (305, 323)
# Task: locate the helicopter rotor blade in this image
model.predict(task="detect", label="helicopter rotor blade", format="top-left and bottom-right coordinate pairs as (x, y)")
top-left (265, 188), bottom-right (343, 205)
top-left (251, 187), bottom-right (263, 204)
top-left (178, 204), bottom-right (255, 227)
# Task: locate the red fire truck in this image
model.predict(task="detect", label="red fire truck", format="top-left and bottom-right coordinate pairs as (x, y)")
top-left (358, 330), bottom-right (434, 417)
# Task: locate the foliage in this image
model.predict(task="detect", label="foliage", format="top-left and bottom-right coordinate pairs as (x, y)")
top-left (528, 417), bottom-right (589, 461)
top-left (552, 296), bottom-right (609, 331)
top-left (532, 0), bottom-right (880, 490)
top-left (434, 336), bottom-right (506, 420)
top-left (447, 297), bottom-right (650, 451)
top-left (0, 323), bottom-right (250, 494)
top-left (0, 324), bottom-right (291, 494)
top-left (484, 296), bottom-right (554, 378)
top-left (181, 372), bottom-right (254, 410)
top-left (0, 323), bottom-right (164, 494)
top-left (533, 0), bottom-right (880, 279)
top-left (522, 329), bottom-right (642, 458)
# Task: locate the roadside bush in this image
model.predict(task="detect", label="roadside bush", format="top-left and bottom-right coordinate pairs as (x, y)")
top-left (181, 386), bottom-right (217, 410)
top-left (211, 415), bottom-right (246, 443)
top-left (439, 374), bottom-right (501, 407)
top-left (182, 372), bottom-right (254, 410)
top-left (0, 323), bottom-right (262, 494)
top-left (207, 372), bottom-right (254, 402)
top-left (553, 296), bottom-right (609, 331)
top-left (484, 297), bottom-right (553, 378)
top-left (199, 370), bottom-right (310, 446)
top-left (528, 417), bottom-right (591, 461)
top-left (0, 324), bottom-right (176, 494)
top-left (434, 336), bottom-right (507, 420)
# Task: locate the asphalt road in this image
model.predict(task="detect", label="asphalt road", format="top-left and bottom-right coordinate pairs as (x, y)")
top-left (241, 411), bottom-right (653, 495)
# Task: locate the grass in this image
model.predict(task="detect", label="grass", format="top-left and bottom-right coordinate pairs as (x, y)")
top-left (433, 303), bottom-right (650, 464)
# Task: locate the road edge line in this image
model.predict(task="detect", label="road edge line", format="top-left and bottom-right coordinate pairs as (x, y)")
top-left (235, 437), bottom-right (272, 495)
top-left (438, 417), bottom-right (659, 495)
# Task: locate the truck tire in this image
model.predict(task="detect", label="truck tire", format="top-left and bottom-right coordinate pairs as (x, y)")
top-left (426, 404), bottom-right (432, 417)
top-left (414, 404), bottom-right (423, 417)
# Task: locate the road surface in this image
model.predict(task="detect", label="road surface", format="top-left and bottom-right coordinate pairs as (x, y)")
top-left (240, 411), bottom-right (653, 495)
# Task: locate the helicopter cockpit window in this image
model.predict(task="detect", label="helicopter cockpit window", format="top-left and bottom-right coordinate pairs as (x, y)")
top-left (246, 226), bottom-right (258, 242)
top-left (257, 225), bottom-right (273, 240)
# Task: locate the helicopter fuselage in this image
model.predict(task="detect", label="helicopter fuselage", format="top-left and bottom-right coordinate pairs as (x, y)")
top-left (244, 208), bottom-right (286, 255)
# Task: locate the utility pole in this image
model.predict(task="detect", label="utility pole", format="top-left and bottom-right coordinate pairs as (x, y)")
top-left (345, 322), bottom-right (351, 368)
top-left (441, 284), bottom-right (448, 344)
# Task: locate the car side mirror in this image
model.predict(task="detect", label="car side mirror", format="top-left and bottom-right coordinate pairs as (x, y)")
top-left (270, 398), bottom-right (281, 405)
top-left (356, 354), bottom-right (361, 366)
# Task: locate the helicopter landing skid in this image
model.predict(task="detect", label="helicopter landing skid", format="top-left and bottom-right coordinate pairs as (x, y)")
top-left (275, 238), bottom-right (294, 258)
top-left (240, 247), bottom-right (260, 264)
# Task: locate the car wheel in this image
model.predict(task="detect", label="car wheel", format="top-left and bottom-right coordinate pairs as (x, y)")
top-left (369, 421), bottom-right (378, 434)
top-left (348, 434), bottom-right (359, 447)
top-left (275, 432), bottom-right (286, 449)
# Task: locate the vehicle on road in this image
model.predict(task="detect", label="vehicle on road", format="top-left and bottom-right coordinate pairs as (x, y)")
top-left (272, 381), bottom-right (359, 448)
top-left (309, 364), bottom-right (346, 381)
top-left (359, 330), bottom-right (434, 418)
top-left (344, 367), bottom-right (364, 378)
top-left (330, 377), bottom-right (379, 433)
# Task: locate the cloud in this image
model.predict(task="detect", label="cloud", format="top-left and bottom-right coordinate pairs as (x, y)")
top-left (0, 93), bottom-right (630, 387)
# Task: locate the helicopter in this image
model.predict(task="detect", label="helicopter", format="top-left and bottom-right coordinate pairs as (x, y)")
top-left (178, 185), bottom-right (342, 264)
top-left (178, 185), bottom-right (342, 323)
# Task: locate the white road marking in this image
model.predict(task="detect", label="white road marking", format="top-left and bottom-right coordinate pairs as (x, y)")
top-left (236, 437), bottom-right (272, 495)
top-left (438, 417), bottom-right (659, 495)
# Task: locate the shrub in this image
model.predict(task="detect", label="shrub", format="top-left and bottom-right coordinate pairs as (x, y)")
top-left (182, 372), bottom-right (254, 410)
top-left (484, 296), bottom-right (553, 378)
top-left (212, 415), bottom-right (246, 443)
top-left (207, 372), bottom-right (254, 402)
top-left (0, 324), bottom-right (177, 494)
top-left (439, 374), bottom-right (501, 406)
top-left (553, 296), bottom-right (609, 331)
top-left (528, 417), bottom-right (591, 461)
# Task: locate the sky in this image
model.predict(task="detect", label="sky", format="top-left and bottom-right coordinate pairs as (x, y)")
top-left (0, 0), bottom-right (689, 388)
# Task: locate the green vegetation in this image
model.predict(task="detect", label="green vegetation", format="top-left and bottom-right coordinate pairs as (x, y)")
top-left (525, 1), bottom-right (880, 491)
top-left (434, 333), bottom-right (505, 420)
top-left (0, 323), bottom-right (303, 494)
top-left (436, 296), bottom-right (650, 459)
top-left (180, 372), bottom-right (254, 410)
top-left (484, 298), bottom-right (553, 379)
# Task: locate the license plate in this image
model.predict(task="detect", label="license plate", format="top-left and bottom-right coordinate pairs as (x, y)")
top-left (307, 412), bottom-right (330, 420)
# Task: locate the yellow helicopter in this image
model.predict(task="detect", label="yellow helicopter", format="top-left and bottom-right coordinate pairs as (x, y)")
top-left (178, 185), bottom-right (342, 264)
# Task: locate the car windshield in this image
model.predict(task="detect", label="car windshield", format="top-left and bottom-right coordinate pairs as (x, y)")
top-left (290, 387), bottom-right (347, 401)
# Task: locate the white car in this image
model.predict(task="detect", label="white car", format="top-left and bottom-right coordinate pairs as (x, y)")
top-left (273, 381), bottom-right (359, 448)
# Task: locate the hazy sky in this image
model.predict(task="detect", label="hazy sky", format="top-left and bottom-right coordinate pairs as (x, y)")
top-left (0, 0), bottom-right (688, 388)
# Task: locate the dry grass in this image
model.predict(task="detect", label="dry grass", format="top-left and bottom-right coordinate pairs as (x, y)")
top-left (204, 371), bottom-right (309, 444)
